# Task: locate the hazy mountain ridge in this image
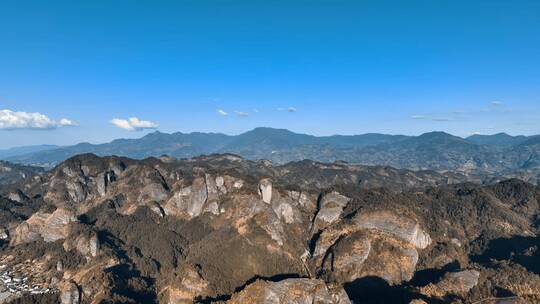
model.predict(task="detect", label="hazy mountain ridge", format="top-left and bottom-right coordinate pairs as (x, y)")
top-left (466, 132), bottom-right (530, 148)
top-left (0, 145), bottom-right (60, 159)
top-left (3, 128), bottom-right (539, 182)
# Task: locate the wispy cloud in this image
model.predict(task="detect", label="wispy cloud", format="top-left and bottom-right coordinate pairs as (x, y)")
top-left (217, 109), bottom-right (228, 116)
top-left (0, 109), bottom-right (77, 130)
top-left (287, 107), bottom-right (297, 113)
top-left (235, 111), bottom-right (249, 117)
top-left (491, 101), bottom-right (504, 106)
top-left (431, 117), bottom-right (452, 122)
top-left (110, 117), bottom-right (158, 131)
top-left (411, 114), bottom-right (454, 122)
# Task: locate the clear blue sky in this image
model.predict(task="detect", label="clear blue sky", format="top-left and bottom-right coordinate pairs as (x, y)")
top-left (0, 0), bottom-right (539, 148)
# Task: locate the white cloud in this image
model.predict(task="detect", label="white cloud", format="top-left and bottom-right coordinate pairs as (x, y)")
top-left (287, 107), bottom-right (297, 113)
top-left (0, 109), bottom-right (77, 130)
top-left (110, 117), bottom-right (158, 131)
top-left (58, 118), bottom-right (77, 126)
top-left (411, 115), bottom-right (426, 119)
top-left (235, 111), bottom-right (249, 117)
top-left (491, 101), bottom-right (504, 106)
top-left (217, 109), bottom-right (228, 116)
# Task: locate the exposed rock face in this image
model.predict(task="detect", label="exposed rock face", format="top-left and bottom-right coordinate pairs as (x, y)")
top-left (227, 278), bottom-right (351, 304)
top-left (258, 178), bottom-right (273, 204)
top-left (354, 211), bottom-right (431, 249)
top-left (312, 192), bottom-right (350, 233)
top-left (186, 177), bottom-right (208, 217)
top-left (10, 208), bottom-right (77, 245)
top-left (163, 266), bottom-right (209, 304)
top-left (0, 228), bottom-right (8, 240)
top-left (311, 210), bottom-right (430, 284)
top-left (420, 270), bottom-right (480, 297)
top-left (63, 233), bottom-right (99, 258)
top-left (60, 281), bottom-right (81, 304)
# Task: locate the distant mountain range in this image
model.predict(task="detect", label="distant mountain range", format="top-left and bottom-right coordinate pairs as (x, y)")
top-left (2, 128), bottom-right (539, 180)
top-left (0, 144), bottom-right (60, 159)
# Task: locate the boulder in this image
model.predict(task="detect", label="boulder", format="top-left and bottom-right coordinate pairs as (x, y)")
top-left (0, 228), bottom-right (9, 240)
top-left (420, 270), bottom-right (480, 297)
top-left (64, 233), bottom-right (100, 258)
top-left (226, 278), bottom-right (351, 304)
top-left (60, 281), bottom-right (81, 304)
top-left (312, 211), bottom-right (431, 284)
top-left (259, 178), bottom-right (273, 204)
top-left (313, 192), bottom-right (350, 231)
top-left (163, 266), bottom-right (209, 304)
top-left (321, 232), bottom-right (371, 282)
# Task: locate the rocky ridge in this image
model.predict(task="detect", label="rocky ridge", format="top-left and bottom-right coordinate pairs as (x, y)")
top-left (0, 154), bottom-right (538, 303)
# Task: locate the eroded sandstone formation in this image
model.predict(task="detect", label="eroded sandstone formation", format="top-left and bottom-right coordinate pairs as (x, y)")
top-left (0, 154), bottom-right (538, 303)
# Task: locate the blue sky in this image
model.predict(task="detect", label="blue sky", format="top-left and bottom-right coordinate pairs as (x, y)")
top-left (0, 0), bottom-right (539, 148)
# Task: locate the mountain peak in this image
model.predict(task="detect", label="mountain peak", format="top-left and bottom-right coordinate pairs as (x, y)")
top-left (417, 131), bottom-right (462, 141)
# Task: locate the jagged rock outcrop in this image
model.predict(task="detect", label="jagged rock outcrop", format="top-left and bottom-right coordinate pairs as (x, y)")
top-left (10, 208), bottom-right (77, 245)
top-left (420, 269), bottom-right (480, 297)
top-left (258, 178), bottom-right (273, 204)
top-left (226, 278), bottom-right (351, 304)
top-left (311, 210), bottom-right (430, 284)
top-left (312, 192), bottom-right (350, 231)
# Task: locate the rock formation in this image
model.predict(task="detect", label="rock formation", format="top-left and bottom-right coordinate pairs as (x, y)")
top-left (0, 154), bottom-right (538, 303)
top-left (227, 278), bottom-right (351, 304)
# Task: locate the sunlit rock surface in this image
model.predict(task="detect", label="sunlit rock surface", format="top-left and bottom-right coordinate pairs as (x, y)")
top-left (226, 278), bottom-right (351, 304)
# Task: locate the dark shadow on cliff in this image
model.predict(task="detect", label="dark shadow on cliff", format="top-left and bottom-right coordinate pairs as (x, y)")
top-left (343, 276), bottom-right (442, 304)
top-left (409, 260), bottom-right (461, 286)
top-left (104, 264), bottom-right (157, 304)
top-left (471, 235), bottom-right (540, 275)
top-left (194, 273), bottom-right (304, 304)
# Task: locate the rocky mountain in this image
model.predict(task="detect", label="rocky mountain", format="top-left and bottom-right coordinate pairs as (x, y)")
top-left (3, 129), bottom-right (539, 183)
top-left (0, 153), bottom-right (538, 303)
top-left (0, 161), bottom-right (43, 186)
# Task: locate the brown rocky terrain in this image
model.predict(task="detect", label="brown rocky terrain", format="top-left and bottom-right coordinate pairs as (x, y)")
top-left (0, 153), bottom-right (538, 303)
